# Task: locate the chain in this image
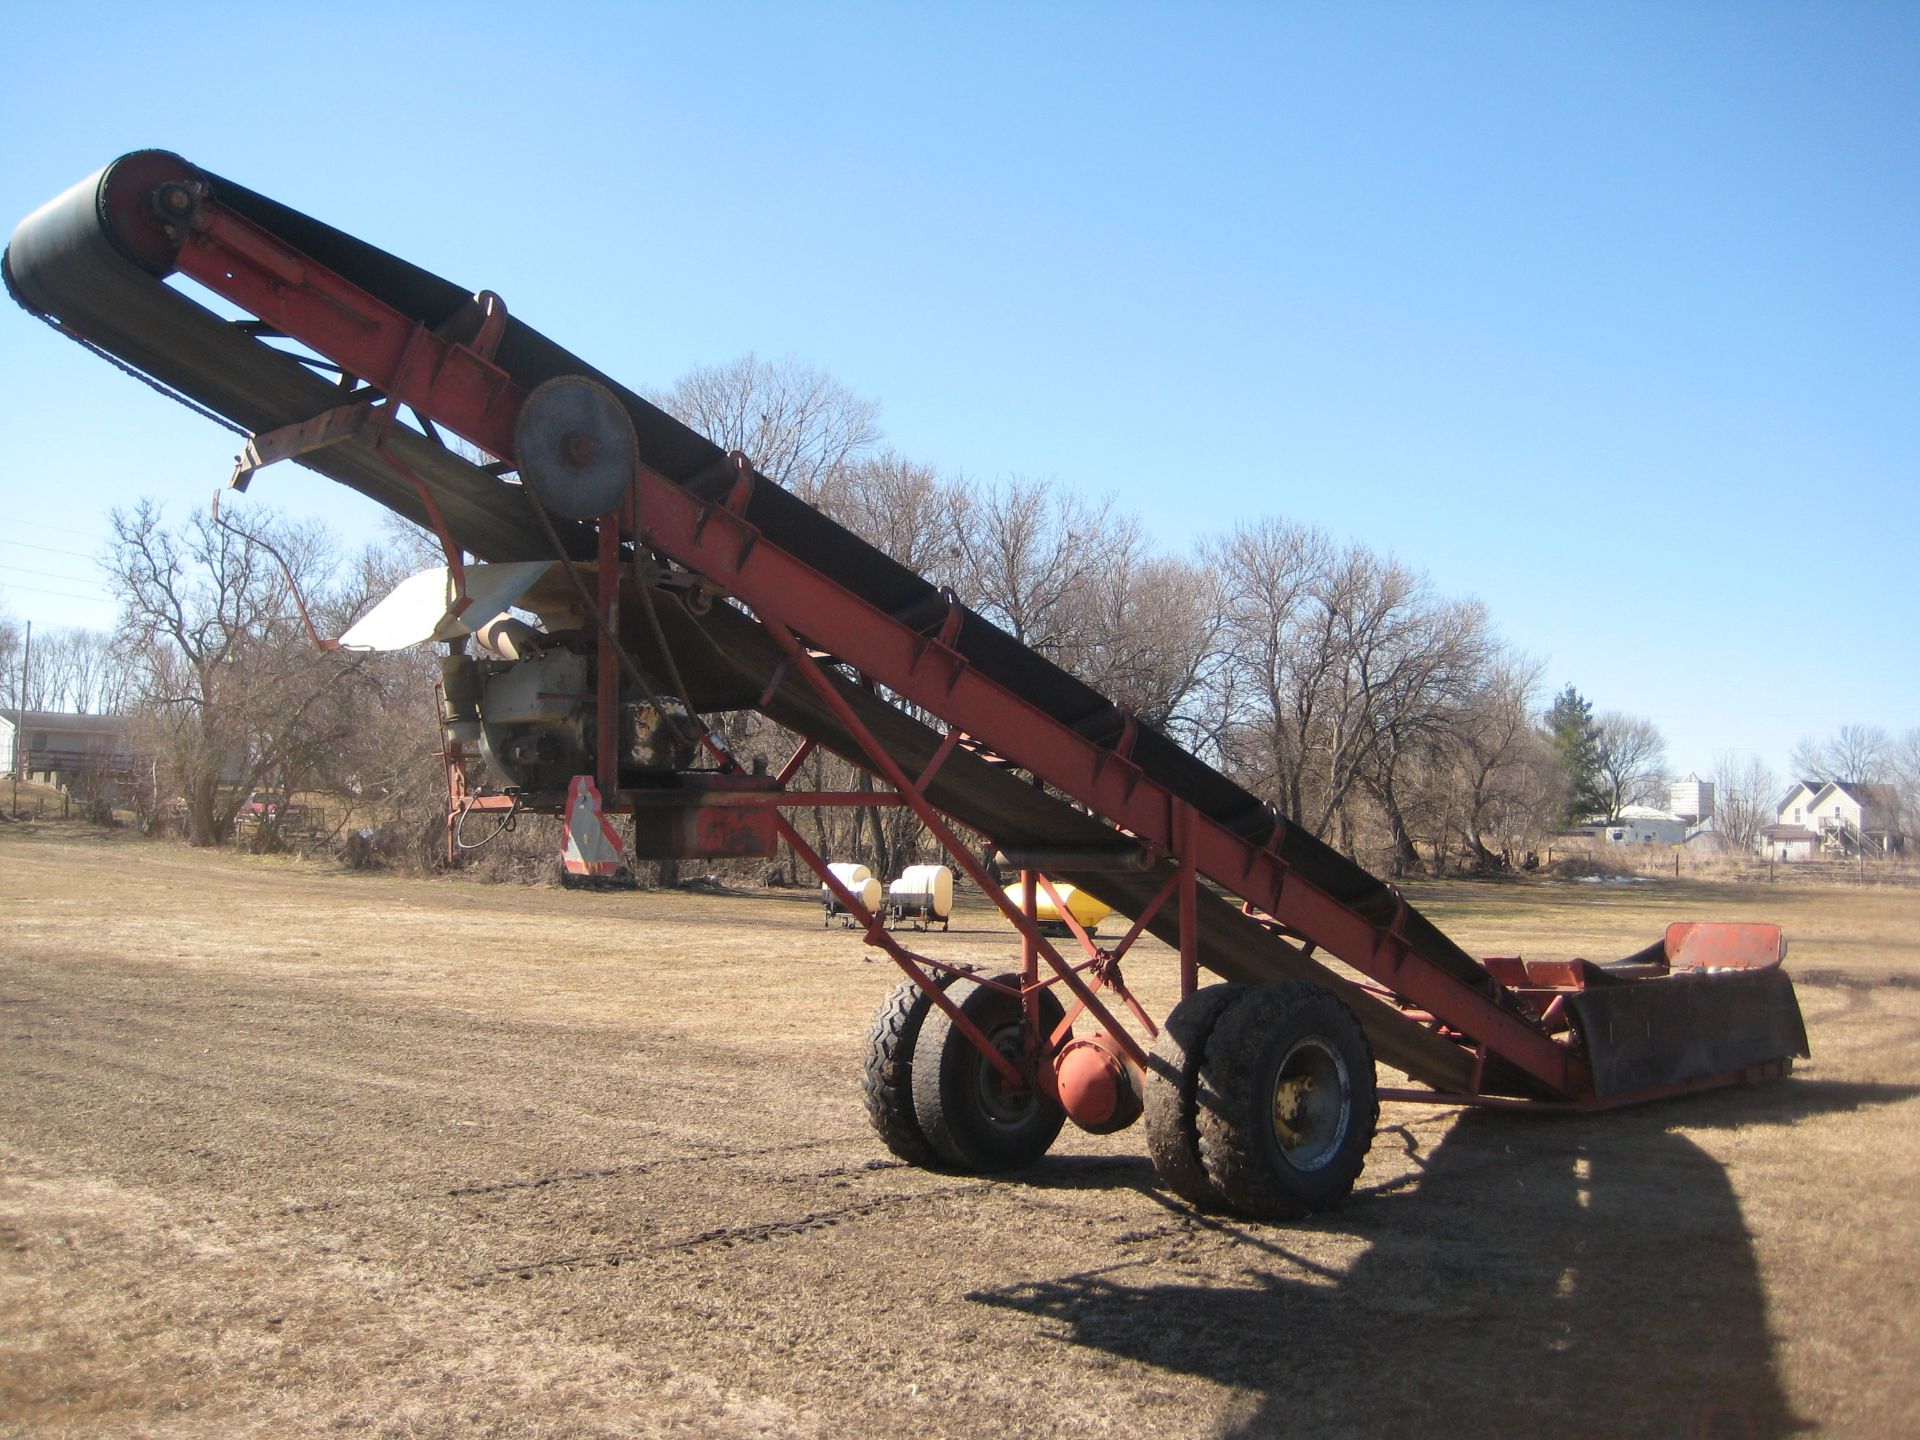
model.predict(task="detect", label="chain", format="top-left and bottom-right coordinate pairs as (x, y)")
top-left (36, 310), bottom-right (249, 438)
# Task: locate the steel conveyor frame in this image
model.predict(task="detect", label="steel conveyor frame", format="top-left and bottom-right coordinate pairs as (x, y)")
top-left (6, 151), bottom-right (1808, 1129)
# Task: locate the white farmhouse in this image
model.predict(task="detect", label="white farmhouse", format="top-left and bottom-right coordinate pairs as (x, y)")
top-left (1804, 780), bottom-right (1905, 855)
top-left (1774, 780), bottom-right (1822, 831)
top-left (1762, 779), bottom-right (1906, 860)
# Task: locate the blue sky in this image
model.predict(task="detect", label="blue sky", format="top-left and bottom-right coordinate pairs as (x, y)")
top-left (2, 2), bottom-right (1914, 780)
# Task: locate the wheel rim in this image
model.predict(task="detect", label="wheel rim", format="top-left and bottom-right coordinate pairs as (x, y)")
top-left (970, 1020), bottom-right (1037, 1128)
top-left (1268, 1036), bottom-right (1351, 1173)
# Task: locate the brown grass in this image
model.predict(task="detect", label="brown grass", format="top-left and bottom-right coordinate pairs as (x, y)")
top-left (2, 822), bottom-right (1916, 1438)
top-left (1, 779), bottom-right (78, 822)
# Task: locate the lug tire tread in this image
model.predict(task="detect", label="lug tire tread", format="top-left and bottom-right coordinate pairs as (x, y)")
top-left (1196, 981), bottom-right (1378, 1222)
top-left (860, 976), bottom-right (954, 1166)
top-left (1142, 983), bottom-right (1246, 1206)
top-left (911, 974), bottom-right (1067, 1173)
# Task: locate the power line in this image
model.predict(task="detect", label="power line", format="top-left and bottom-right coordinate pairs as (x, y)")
top-left (10, 518), bottom-right (103, 543)
top-left (0, 562), bottom-right (108, 589)
top-left (0, 538), bottom-right (96, 561)
top-left (0, 580), bottom-right (112, 605)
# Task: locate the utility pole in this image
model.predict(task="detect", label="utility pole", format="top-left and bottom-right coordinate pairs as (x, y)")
top-left (11, 619), bottom-right (29, 814)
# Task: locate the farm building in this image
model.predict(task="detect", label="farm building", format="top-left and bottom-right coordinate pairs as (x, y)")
top-left (1775, 780), bottom-right (1823, 831)
top-left (1, 710), bottom-right (138, 798)
top-left (1774, 779), bottom-right (1907, 858)
top-left (1669, 772), bottom-right (1715, 825)
top-left (1565, 804), bottom-right (1691, 848)
top-left (1681, 827), bottom-right (1736, 855)
top-left (1758, 824), bottom-right (1820, 862)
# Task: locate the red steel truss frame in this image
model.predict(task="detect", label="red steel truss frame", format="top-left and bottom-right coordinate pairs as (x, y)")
top-left (161, 189), bottom-right (1793, 1112)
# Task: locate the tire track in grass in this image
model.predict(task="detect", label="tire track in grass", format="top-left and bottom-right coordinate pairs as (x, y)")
top-left (279, 1144), bottom-right (897, 1215)
top-left (469, 1179), bottom-right (992, 1285)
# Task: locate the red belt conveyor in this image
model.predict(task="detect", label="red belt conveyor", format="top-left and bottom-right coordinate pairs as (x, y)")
top-left (6, 152), bottom-right (1808, 1220)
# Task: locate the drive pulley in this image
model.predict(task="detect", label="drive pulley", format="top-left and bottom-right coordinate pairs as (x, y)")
top-left (515, 375), bottom-right (639, 521)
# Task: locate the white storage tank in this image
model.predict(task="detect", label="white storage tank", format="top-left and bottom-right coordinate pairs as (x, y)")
top-left (888, 864), bottom-right (954, 931)
top-left (822, 862), bottom-right (882, 926)
top-left (1670, 774), bottom-right (1715, 826)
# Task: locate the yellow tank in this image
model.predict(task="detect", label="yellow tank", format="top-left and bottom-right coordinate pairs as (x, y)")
top-left (1033, 881), bottom-right (1113, 933)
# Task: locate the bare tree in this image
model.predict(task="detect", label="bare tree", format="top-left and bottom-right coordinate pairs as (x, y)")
top-left (1710, 751), bottom-right (1779, 855)
top-left (1354, 585), bottom-right (1493, 874)
top-left (1791, 724), bottom-right (1892, 784)
top-left (650, 353), bottom-right (881, 500)
top-left (1447, 652), bottom-right (1555, 870)
top-left (1210, 522), bottom-right (1497, 852)
top-left (648, 357), bottom-right (899, 883)
top-left (323, 534), bottom-right (469, 858)
top-left (0, 598), bottom-right (23, 713)
top-left (1068, 551), bottom-right (1226, 752)
top-left (818, 452), bottom-right (973, 596)
top-left (1210, 518), bottom-right (1339, 831)
top-left (1890, 727), bottom-right (1920, 840)
top-left (1296, 543), bottom-right (1406, 847)
top-left (952, 476), bottom-right (1126, 656)
top-left (106, 500), bottom-right (379, 846)
top-left (17, 627), bottom-right (123, 714)
top-left (1592, 711), bottom-right (1668, 820)
top-left (21, 628), bottom-right (67, 711)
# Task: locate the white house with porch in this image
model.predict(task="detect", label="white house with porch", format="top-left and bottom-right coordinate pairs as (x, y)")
top-left (1764, 779), bottom-right (1906, 860)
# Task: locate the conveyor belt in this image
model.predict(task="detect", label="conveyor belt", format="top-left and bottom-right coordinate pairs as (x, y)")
top-left (644, 597), bottom-right (1484, 1090)
top-left (9, 150), bottom-right (1803, 1103)
top-left (4, 152), bottom-right (1504, 990)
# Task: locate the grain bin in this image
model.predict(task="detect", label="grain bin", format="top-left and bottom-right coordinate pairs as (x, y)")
top-left (1669, 774), bottom-right (1715, 826)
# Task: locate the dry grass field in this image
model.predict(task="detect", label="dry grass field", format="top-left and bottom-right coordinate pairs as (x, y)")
top-left (2, 822), bottom-right (1916, 1438)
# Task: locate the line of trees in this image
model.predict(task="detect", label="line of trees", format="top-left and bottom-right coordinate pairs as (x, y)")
top-left (1790, 724), bottom-right (1919, 789)
top-left (657, 356), bottom-right (1920, 874)
top-left (15, 351), bottom-right (1913, 873)
top-left (0, 613), bottom-right (124, 715)
top-left (654, 356), bottom-right (1662, 876)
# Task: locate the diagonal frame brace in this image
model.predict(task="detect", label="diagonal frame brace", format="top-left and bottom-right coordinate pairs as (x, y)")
top-left (758, 616), bottom-right (1152, 1073)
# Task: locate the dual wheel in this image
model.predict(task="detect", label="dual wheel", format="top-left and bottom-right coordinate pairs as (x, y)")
top-left (861, 973), bottom-right (1376, 1220)
top-left (862, 972), bottom-right (1066, 1172)
top-left (1144, 981), bottom-right (1377, 1221)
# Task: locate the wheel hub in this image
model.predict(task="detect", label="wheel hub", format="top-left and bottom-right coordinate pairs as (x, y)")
top-left (973, 1022), bottom-right (1036, 1126)
top-left (1269, 1037), bottom-right (1351, 1173)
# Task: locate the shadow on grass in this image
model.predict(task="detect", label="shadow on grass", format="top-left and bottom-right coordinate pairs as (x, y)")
top-left (976, 1078), bottom-right (1917, 1439)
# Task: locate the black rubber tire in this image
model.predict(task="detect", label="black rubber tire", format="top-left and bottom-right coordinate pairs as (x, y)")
top-left (861, 975), bottom-right (957, 1166)
top-left (1142, 983), bottom-right (1246, 1207)
top-left (1195, 981), bottom-right (1378, 1222)
top-left (910, 973), bottom-right (1067, 1172)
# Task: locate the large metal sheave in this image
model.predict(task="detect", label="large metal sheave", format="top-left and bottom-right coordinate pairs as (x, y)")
top-left (4, 150), bottom-right (1808, 1103)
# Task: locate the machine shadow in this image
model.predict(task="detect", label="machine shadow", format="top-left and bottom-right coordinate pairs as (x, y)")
top-left (979, 1079), bottom-right (1916, 1439)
